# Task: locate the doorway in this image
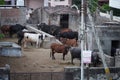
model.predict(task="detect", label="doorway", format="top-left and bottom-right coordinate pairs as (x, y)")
top-left (111, 40), bottom-right (120, 56)
top-left (60, 14), bottom-right (69, 28)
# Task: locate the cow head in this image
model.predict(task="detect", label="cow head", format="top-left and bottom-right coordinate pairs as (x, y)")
top-left (37, 23), bottom-right (46, 30)
top-left (64, 45), bottom-right (71, 54)
top-left (40, 33), bottom-right (48, 40)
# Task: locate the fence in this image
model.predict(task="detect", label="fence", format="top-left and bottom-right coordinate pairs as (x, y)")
top-left (10, 72), bottom-right (66, 80)
top-left (1, 66), bottom-right (120, 80)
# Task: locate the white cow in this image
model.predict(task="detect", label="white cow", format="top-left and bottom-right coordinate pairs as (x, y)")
top-left (23, 33), bottom-right (47, 48)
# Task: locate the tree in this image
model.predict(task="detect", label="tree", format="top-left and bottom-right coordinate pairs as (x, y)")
top-left (89, 0), bottom-right (98, 13)
top-left (0, 0), bottom-right (5, 5)
top-left (101, 3), bottom-right (120, 16)
top-left (72, 0), bottom-right (98, 13)
top-left (72, 0), bottom-right (81, 9)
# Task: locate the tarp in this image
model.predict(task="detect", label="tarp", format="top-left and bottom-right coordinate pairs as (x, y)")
top-left (109, 0), bottom-right (120, 9)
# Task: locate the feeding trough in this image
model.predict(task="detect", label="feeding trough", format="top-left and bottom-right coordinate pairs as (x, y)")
top-left (0, 42), bottom-right (22, 57)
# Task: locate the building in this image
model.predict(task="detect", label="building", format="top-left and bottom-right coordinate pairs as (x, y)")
top-left (27, 0), bottom-right (79, 30)
top-left (25, 0), bottom-right (72, 9)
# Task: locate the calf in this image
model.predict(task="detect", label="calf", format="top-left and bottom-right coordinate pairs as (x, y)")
top-left (17, 29), bottom-right (36, 45)
top-left (50, 43), bottom-right (70, 60)
top-left (70, 47), bottom-right (101, 67)
top-left (23, 33), bottom-right (46, 48)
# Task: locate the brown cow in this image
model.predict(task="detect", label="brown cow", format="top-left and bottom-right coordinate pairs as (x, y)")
top-left (0, 25), bottom-right (11, 36)
top-left (50, 43), bottom-right (70, 60)
top-left (60, 38), bottom-right (78, 47)
top-left (60, 28), bottom-right (72, 33)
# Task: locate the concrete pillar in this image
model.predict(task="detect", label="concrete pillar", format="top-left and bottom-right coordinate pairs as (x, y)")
top-left (11, 0), bottom-right (15, 5)
top-left (115, 49), bottom-right (120, 67)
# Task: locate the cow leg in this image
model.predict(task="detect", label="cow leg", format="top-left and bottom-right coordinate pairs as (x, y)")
top-left (18, 37), bottom-right (23, 45)
top-left (52, 52), bottom-right (55, 60)
top-left (93, 62), bottom-right (97, 67)
top-left (71, 57), bottom-right (74, 65)
top-left (23, 41), bottom-right (27, 48)
top-left (63, 54), bottom-right (65, 60)
top-left (36, 41), bottom-right (39, 48)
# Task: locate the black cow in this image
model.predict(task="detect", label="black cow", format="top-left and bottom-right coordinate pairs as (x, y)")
top-left (59, 31), bottom-right (78, 41)
top-left (69, 47), bottom-right (101, 67)
top-left (69, 47), bottom-right (81, 64)
top-left (37, 23), bottom-right (51, 34)
top-left (9, 24), bottom-right (27, 37)
top-left (37, 23), bottom-right (61, 36)
top-left (91, 50), bottom-right (101, 67)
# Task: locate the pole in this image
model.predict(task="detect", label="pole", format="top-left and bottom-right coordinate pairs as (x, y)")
top-left (86, 64), bottom-right (89, 80)
top-left (87, 7), bottom-right (112, 80)
top-left (80, 0), bottom-right (85, 80)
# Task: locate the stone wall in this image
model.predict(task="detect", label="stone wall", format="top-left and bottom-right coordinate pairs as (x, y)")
top-left (0, 7), bottom-right (26, 26)
top-left (28, 8), bottom-right (79, 30)
top-left (64, 67), bottom-right (120, 80)
top-left (91, 26), bottom-right (120, 56)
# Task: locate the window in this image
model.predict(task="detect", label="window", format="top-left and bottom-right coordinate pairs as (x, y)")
top-left (16, 0), bottom-right (24, 6)
top-left (55, 0), bottom-right (64, 1)
top-left (3, 0), bottom-right (24, 6)
top-left (4, 0), bottom-right (11, 5)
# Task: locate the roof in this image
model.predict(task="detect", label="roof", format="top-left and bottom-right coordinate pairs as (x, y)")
top-left (95, 12), bottom-right (120, 25)
top-left (98, 0), bottom-right (109, 2)
top-left (43, 6), bottom-right (78, 15)
top-left (100, 12), bottom-right (120, 22)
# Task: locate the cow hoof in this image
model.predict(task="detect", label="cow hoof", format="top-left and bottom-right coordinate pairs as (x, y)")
top-left (71, 63), bottom-right (75, 65)
top-left (52, 58), bottom-right (55, 60)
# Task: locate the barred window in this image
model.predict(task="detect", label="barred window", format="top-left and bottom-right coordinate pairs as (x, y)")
top-left (4, 0), bottom-right (11, 5)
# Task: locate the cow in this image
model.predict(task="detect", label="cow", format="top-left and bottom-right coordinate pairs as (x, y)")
top-left (9, 24), bottom-right (27, 37)
top-left (17, 28), bottom-right (36, 45)
top-left (60, 38), bottom-right (78, 47)
top-left (37, 23), bottom-right (61, 36)
top-left (22, 32), bottom-right (47, 48)
top-left (37, 23), bottom-right (73, 39)
top-left (69, 47), bottom-right (81, 64)
top-left (50, 43), bottom-right (70, 60)
top-left (37, 23), bottom-right (51, 34)
top-left (69, 47), bottom-right (101, 67)
top-left (55, 28), bottom-right (72, 39)
top-left (0, 25), bottom-right (11, 37)
top-left (58, 31), bottom-right (78, 41)
top-left (91, 50), bottom-right (101, 67)
top-left (60, 28), bottom-right (72, 33)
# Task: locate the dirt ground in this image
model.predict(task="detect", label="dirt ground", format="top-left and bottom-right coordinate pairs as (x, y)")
top-left (0, 37), bottom-right (80, 73)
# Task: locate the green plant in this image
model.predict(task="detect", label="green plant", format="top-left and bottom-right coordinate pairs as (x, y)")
top-left (0, 33), bottom-right (5, 39)
top-left (0, 0), bottom-right (5, 5)
top-left (72, 0), bottom-right (81, 9)
top-left (101, 4), bottom-right (111, 12)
